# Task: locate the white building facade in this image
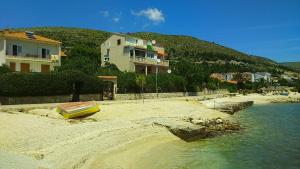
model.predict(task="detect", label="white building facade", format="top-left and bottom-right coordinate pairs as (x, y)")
top-left (0, 30), bottom-right (61, 73)
top-left (101, 34), bottom-right (169, 75)
top-left (254, 72), bottom-right (271, 82)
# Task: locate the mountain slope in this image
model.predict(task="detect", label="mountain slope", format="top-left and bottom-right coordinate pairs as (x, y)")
top-left (16, 27), bottom-right (111, 49)
top-left (14, 27), bottom-right (288, 72)
top-left (281, 62), bottom-right (300, 71)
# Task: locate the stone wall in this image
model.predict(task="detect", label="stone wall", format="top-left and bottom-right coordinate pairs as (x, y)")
top-left (0, 90), bottom-right (229, 105)
top-left (0, 94), bottom-right (102, 105)
top-left (116, 89), bottom-right (228, 100)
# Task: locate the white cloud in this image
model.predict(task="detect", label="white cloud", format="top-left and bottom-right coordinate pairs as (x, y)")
top-left (142, 23), bottom-right (150, 29)
top-left (100, 10), bottom-right (121, 23)
top-left (132, 8), bottom-right (165, 23)
top-left (113, 17), bottom-right (120, 22)
top-left (100, 10), bottom-right (109, 17)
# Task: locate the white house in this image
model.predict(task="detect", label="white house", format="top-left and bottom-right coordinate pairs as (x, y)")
top-left (224, 73), bottom-right (234, 81)
top-left (0, 30), bottom-right (62, 73)
top-left (254, 72), bottom-right (271, 82)
top-left (101, 34), bottom-right (169, 75)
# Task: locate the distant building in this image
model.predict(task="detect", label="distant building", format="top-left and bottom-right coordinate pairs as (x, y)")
top-left (224, 73), bottom-right (234, 81)
top-left (241, 72), bottom-right (255, 83)
top-left (210, 73), bottom-right (225, 81)
top-left (101, 34), bottom-right (169, 75)
top-left (254, 72), bottom-right (271, 82)
top-left (210, 72), bottom-right (254, 83)
top-left (0, 30), bottom-right (62, 72)
top-left (281, 74), bottom-right (299, 82)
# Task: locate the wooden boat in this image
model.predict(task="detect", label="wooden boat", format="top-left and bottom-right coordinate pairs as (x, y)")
top-left (56, 101), bottom-right (100, 119)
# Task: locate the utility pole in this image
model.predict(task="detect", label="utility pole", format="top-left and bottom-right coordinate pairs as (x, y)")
top-left (156, 64), bottom-right (158, 98)
top-left (156, 59), bottom-right (161, 98)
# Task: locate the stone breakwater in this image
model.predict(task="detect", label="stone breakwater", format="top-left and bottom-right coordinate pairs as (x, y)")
top-left (214, 101), bottom-right (254, 115)
top-left (270, 97), bottom-right (300, 103)
top-left (154, 117), bottom-right (240, 142)
top-left (152, 101), bottom-right (257, 141)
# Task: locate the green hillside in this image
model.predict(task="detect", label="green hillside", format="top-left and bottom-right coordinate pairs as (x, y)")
top-left (16, 27), bottom-right (111, 50)
top-left (132, 32), bottom-right (276, 64)
top-left (281, 62), bottom-right (300, 71)
top-left (14, 27), bottom-right (289, 72)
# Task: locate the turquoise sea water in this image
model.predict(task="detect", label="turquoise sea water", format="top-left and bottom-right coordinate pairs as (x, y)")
top-left (185, 103), bottom-right (300, 169)
top-left (138, 103), bottom-right (300, 169)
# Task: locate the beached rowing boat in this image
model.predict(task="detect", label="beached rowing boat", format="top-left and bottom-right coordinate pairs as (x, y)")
top-left (56, 101), bottom-right (100, 119)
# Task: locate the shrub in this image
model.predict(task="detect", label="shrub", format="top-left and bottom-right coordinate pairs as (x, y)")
top-left (145, 74), bottom-right (185, 92)
top-left (0, 70), bottom-right (104, 97)
top-left (97, 66), bottom-right (186, 93)
top-left (219, 81), bottom-right (237, 93)
top-left (0, 64), bottom-right (11, 74)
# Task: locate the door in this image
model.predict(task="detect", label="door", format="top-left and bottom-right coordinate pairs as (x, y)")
top-left (9, 62), bottom-right (16, 71)
top-left (13, 45), bottom-right (18, 56)
top-left (42, 48), bottom-right (46, 58)
top-left (41, 64), bottom-right (50, 73)
top-left (20, 63), bottom-right (30, 73)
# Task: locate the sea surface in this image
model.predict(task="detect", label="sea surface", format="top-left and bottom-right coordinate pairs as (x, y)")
top-left (136, 103), bottom-right (300, 169)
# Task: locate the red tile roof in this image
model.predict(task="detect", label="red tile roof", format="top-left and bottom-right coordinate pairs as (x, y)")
top-left (0, 30), bottom-right (61, 45)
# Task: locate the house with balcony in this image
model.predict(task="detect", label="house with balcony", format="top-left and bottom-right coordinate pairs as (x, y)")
top-left (0, 30), bottom-right (62, 73)
top-left (101, 34), bottom-right (169, 75)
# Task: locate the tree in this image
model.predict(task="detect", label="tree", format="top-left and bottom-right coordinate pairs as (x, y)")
top-left (136, 75), bottom-right (146, 102)
top-left (56, 45), bottom-right (100, 75)
top-left (172, 59), bottom-right (204, 92)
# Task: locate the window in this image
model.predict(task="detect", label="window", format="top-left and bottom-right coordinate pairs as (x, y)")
top-left (17, 46), bottom-right (22, 53)
top-left (42, 48), bottom-right (49, 58)
top-left (104, 49), bottom-right (110, 62)
top-left (12, 45), bottom-right (18, 56)
top-left (147, 52), bottom-right (154, 58)
top-left (117, 39), bottom-right (121, 45)
top-left (130, 50), bottom-right (134, 57)
top-left (135, 50), bottom-right (146, 58)
top-left (12, 45), bottom-right (22, 56)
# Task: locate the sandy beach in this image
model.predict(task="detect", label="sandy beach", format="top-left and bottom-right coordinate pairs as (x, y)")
top-left (1, 93), bottom-right (300, 169)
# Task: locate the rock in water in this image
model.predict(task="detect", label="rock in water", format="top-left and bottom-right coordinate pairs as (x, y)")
top-left (168, 125), bottom-right (207, 141)
top-left (154, 117), bottom-right (241, 142)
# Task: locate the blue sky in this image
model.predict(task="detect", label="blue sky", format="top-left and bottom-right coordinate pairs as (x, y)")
top-left (1, 0), bottom-right (299, 62)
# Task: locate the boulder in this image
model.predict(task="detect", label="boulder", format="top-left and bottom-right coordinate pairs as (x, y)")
top-left (191, 119), bottom-right (205, 125)
top-left (216, 118), bottom-right (223, 124)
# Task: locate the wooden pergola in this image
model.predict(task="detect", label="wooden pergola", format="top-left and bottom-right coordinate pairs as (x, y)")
top-left (98, 76), bottom-right (117, 100)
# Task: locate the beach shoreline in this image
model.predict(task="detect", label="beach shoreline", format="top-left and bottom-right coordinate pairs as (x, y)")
top-left (1, 93), bottom-right (300, 169)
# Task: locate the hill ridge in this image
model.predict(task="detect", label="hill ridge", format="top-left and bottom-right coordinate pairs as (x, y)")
top-left (12, 27), bottom-right (292, 72)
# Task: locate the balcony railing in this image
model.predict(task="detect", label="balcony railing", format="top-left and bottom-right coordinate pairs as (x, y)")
top-left (130, 57), bottom-right (169, 67)
top-left (6, 55), bottom-right (53, 62)
top-left (125, 41), bottom-right (147, 49)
